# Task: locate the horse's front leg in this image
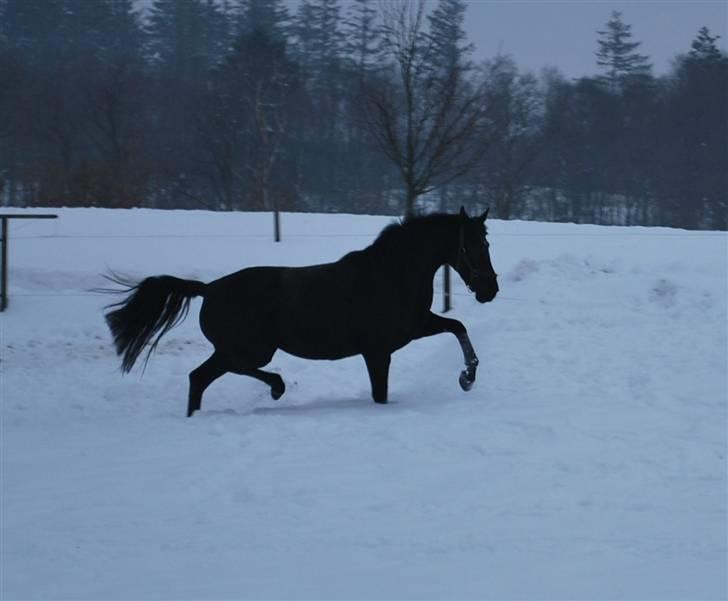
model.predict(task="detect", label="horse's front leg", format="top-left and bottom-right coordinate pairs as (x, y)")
top-left (417, 312), bottom-right (479, 391)
top-left (363, 352), bottom-right (391, 403)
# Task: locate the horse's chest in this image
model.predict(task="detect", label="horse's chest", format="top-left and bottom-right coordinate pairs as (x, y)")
top-left (359, 280), bottom-right (432, 347)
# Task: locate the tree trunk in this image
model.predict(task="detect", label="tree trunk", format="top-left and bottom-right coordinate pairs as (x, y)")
top-left (405, 187), bottom-right (417, 217)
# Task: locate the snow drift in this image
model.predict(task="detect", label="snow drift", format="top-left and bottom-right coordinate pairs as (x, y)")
top-left (1, 208), bottom-right (726, 599)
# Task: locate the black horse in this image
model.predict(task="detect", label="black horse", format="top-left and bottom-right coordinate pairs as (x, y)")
top-left (105, 207), bottom-right (498, 416)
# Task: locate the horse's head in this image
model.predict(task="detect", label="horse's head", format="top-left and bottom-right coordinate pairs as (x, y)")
top-left (453, 206), bottom-right (499, 303)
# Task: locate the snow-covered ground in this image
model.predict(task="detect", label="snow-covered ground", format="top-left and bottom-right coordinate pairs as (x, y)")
top-left (1, 208), bottom-right (726, 600)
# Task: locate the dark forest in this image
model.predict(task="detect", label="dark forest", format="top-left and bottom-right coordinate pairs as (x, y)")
top-left (1, 0), bottom-right (726, 229)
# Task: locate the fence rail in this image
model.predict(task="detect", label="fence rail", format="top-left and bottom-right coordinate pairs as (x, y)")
top-left (10, 231), bottom-right (727, 240)
top-left (3, 214), bottom-right (724, 313)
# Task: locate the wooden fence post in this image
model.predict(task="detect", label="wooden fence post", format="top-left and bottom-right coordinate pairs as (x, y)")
top-left (1, 217), bottom-right (7, 311)
top-left (0, 213), bottom-right (58, 311)
top-left (442, 265), bottom-right (452, 313)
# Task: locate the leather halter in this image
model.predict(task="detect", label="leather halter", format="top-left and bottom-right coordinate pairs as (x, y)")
top-left (455, 223), bottom-right (491, 292)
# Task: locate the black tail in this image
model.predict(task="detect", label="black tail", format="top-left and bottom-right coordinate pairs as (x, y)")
top-left (103, 275), bottom-right (206, 373)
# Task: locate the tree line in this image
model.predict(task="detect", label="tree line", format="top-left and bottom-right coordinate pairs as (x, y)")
top-left (0, 0), bottom-right (725, 229)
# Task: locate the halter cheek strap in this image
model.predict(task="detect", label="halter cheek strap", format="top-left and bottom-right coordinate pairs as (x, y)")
top-left (456, 224), bottom-right (493, 292)
top-left (455, 224), bottom-right (476, 291)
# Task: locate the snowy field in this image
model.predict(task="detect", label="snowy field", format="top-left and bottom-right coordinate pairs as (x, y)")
top-left (1, 208), bottom-right (726, 600)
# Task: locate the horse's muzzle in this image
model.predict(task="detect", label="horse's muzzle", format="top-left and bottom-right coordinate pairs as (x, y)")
top-left (475, 280), bottom-right (499, 303)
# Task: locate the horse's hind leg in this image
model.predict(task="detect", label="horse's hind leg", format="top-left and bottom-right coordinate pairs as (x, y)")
top-left (228, 365), bottom-right (285, 400)
top-left (188, 352), bottom-right (227, 417)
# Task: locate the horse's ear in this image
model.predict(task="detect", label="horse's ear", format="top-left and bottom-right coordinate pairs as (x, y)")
top-left (480, 208), bottom-right (489, 223)
top-left (459, 206), bottom-right (469, 220)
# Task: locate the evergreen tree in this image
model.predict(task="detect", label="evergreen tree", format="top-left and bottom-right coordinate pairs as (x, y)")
top-left (342, 0), bottom-right (380, 77)
top-left (595, 11), bottom-right (651, 92)
top-left (1, 0), bottom-right (66, 67)
top-left (144, 0), bottom-right (230, 207)
top-left (530, 68), bottom-right (573, 221)
top-left (477, 55), bottom-right (544, 220)
top-left (233, 0), bottom-right (289, 42)
top-left (3, 0), bottom-right (142, 68)
top-left (0, 0), bottom-right (8, 49)
top-left (425, 0), bottom-right (476, 216)
top-left (146, 0), bottom-right (228, 81)
top-left (660, 27), bottom-right (728, 228)
top-left (0, 0), bottom-right (150, 206)
top-left (338, 0), bottom-right (392, 213)
top-left (290, 0), bottom-right (348, 205)
top-left (688, 26), bottom-right (725, 64)
top-left (293, 0), bottom-right (344, 77)
top-left (617, 71), bottom-right (661, 224)
top-left (103, 0), bottom-right (145, 63)
top-left (197, 29), bottom-right (299, 210)
top-left (72, 0), bottom-right (148, 206)
top-left (291, 0), bottom-right (315, 67)
top-left (427, 0), bottom-right (473, 74)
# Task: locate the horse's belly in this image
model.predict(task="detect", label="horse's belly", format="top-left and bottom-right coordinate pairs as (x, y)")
top-left (278, 325), bottom-right (361, 360)
top-left (279, 344), bottom-right (359, 361)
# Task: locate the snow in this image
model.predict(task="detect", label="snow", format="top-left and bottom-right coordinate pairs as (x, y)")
top-left (2, 208), bottom-right (726, 600)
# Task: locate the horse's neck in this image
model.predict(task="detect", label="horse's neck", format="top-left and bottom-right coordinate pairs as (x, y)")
top-left (397, 227), bottom-right (458, 279)
top-left (368, 219), bottom-right (459, 280)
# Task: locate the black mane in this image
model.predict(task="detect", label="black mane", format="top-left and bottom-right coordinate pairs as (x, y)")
top-left (372, 213), bottom-right (460, 251)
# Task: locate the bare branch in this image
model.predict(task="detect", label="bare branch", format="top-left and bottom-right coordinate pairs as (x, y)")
top-left (362, 0), bottom-right (489, 214)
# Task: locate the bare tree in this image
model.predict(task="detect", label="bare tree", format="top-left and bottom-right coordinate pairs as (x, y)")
top-left (194, 29), bottom-right (296, 219)
top-left (85, 59), bottom-right (149, 207)
top-left (248, 52), bottom-right (293, 241)
top-left (362, 0), bottom-right (487, 216)
top-left (0, 53), bottom-right (20, 140)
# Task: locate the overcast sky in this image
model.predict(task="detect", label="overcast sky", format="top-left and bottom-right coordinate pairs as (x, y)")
top-left (459, 0), bottom-right (727, 77)
top-left (137, 0), bottom-right (728, 78)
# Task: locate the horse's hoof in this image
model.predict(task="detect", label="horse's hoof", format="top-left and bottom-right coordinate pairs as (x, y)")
top-left (271, 386), bottom-right (285, 401)
top-left (373, 396), bottom-right (388, 404)
top-left (459, 371), bottom-right (474, 391)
